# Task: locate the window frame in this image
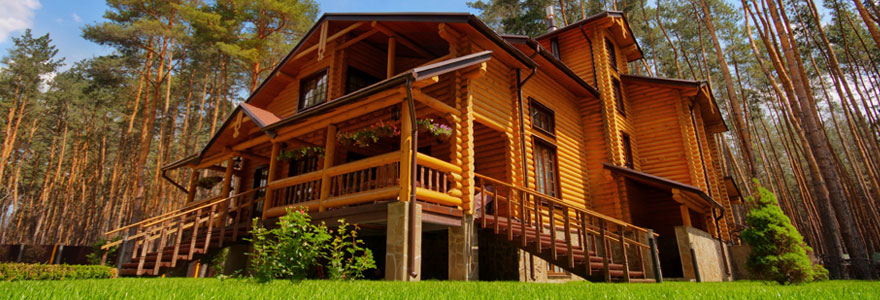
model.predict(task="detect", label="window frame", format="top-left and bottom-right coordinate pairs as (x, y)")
top-left (622, 132), bottom-right (634, 169)
top-left (298, 68), bottom-right (329, 112)
top-left (532, 136), bottom-right (561, 198)
top-left (529, 98), bottom-right (556, 138)
top-left (612, 77), bottom-right (625, 117)
top-left (605, 38), bottom-right (618, 72)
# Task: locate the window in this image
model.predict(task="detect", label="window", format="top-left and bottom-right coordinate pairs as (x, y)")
top-left (345, 67), bottom-right (380, 94)
top-left (534, 139), bottom-right (559, 197)
top-left (251, 165), bottom-right (269, 200)
top-left (605, 38), bottom-right (618, 72)
top-left (548, 264), bottom-right (570, 277)
top-left (530, 99), bottom-right (555, 136)
top-left (612, 77), bottom-right (625, 116)
top-left (550, 37), bottom-right (561, 59)
top-left (622, 132), bottom-right (633, 169)
top-left (299, 69), bottom-right (328, 111)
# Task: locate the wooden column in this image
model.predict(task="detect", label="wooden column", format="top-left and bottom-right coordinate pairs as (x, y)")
top-left (387, 36), bottom-right (396, 78)
top-left (221, 158), bottom-right (235, 196)
top-left (261, 142), bottom-right (281, 219)
top-left (186, 169), bottom-right (199, 204)
top-left (680, 205), bottom-right (692, 227)
top-left (319, 125), bottom-right (337, 212)
top-left (399, 102), bottom-right (412, 202)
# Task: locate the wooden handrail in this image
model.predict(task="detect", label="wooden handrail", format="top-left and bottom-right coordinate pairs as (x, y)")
top-left (474, 172), bottom-right (654, 235)
top-left (103, 186), bottom-right (265, 238)
top-left (416, 152), bottom-right (462, 174)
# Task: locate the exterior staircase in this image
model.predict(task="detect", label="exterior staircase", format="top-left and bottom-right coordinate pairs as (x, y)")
top-left (474, 174), bottom-right (658, 282)
top-left (101, 189), bottom-right (261, 276)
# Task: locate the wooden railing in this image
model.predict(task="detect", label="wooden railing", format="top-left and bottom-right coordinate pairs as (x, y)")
top-left (474, 173), bottom-right (657, 282)
top-left (264, 152), bottom-right (463, 218)
top-left (100, 187), bottom-right (264, 275)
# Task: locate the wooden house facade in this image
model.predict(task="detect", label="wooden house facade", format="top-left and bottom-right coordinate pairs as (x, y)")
top-left (102, 11), bottom-right (739, 282)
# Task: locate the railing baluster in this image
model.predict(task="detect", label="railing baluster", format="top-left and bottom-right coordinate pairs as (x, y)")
top-left (203, 205), bottom-right (216, 252)
top-left (172, 213), bottom-right (185, 268)
top-left (506, 186), bottom-right (513, 241)
top-left (188, 208), bottom-right (201, 260)
top-left (480, 179), bottom-right (486, 229)
top-left (493, 183), bottom-right (500, 234)
top-left (154, 219), bottom-right (169, 275)
top-left (580, 212), bottom-right (591, 277)
top-left (550, 203), bottom-right (557, 261)
top-left (600, 219), bottom-right (610, 282)
top-left (520, 191), bottom-right (527, 247)
top-left (620, 225), bottom-right (630, 282)
top-left (564, 206), bottom-right (574, 268)
top-left (535, 198), bottom-right (542, 254)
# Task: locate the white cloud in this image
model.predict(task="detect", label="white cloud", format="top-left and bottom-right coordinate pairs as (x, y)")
top-left (72, 13), bottom-right (81, 23)
top-left (0, 0), bottom-right (41, 42)
top-left (55, 18), bottom-right (62, 24)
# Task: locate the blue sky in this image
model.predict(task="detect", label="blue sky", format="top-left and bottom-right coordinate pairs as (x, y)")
top-left (0, 0), bottom-right (479, 69)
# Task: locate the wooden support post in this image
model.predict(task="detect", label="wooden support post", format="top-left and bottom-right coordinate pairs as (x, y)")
top-left (550, 204), bottom-right (557, 261)
top-left (186, 169), bottom-right (199, 204)
top-left (680, 205), bottom-right (692, 227)
top-left (218, 157), bottom-right (235, 248)
top-left (564, 206), bottom-right (574, 268)
top-left (171, 213), bottom-right (185, 267)
top-left (399, 103), bottom-right (412, 203)
top-left (600, 220), bottom-right (610, 282)
top-left (262, 143), bottom-right (281, 219)
top-left (319, 125), bottom-right (337, 212)
top-left (387, 36), bottom-right (396, 78)
top-left (619, 226), bottom-right (630, 282)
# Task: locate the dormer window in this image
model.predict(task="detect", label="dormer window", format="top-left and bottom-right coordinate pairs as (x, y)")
top-left (605, 38), bottom-right (617, 72)
top-left (299, 69), bottom-right (328, 111)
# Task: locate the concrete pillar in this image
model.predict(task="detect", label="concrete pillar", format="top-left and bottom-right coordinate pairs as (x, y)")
top-left (385, 201), bottom-right (421, 281)
top-left (448, 214), bottom-right (478, 280)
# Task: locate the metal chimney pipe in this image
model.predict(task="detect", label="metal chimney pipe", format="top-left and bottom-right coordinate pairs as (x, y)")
top-left (545, 6), bottom-right (558, 32)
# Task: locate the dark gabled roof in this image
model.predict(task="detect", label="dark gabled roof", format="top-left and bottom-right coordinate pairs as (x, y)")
top-left (535, 11), bottom-right (644, 61)
top-left (502, 35), bottom-right (600, 98)
top-left (603, 162), bottom-right (724, 211)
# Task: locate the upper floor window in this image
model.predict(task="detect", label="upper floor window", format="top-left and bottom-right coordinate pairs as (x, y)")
top-left (299, 69), bottom-right (328, 111)
top-left (622, 132), bottom-right (633, 169)
top-left (612, 78), bottom-right (625, 116)
top-left (346, 66), bottom-right (380, 94)
top-left (605, 38), bottom-right (618, 72)
top-left (550, 37), bottom-right (561, 59)
top-left (529, 98), bottom-right (555, 136)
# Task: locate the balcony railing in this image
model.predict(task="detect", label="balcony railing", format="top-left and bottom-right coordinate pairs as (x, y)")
top-left (264, 152), bottom-right (463, 218)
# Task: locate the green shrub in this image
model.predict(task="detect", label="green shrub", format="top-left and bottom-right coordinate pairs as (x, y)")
top-left (0, 263), bottom-right (117, 281)
top-left (741, 182), bottom-right (827, 284)
top-left (247, 208), bottom-right (375, 281)
top-left (86, 237), bottom-right (120, 265)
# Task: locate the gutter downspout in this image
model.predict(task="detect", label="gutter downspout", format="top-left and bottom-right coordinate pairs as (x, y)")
top-left (516, 66), bottom-right (536, 281)
top-left (516, 68), bottom-right (536, 189)
top-left (579, 26), bottom-right (599, 87)
top-left (405, 77), bottom-right (419, 279)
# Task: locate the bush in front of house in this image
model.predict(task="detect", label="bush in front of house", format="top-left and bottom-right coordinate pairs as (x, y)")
top-left (741, 181), bottom-right (827, 284)
top-left (0, 263), bottom-right (117, 281)
top-left (248, 208), bottom-right (375, 282)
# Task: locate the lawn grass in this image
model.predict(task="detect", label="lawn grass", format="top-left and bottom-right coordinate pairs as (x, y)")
top-left (0, 278), bottom-right (877, 299)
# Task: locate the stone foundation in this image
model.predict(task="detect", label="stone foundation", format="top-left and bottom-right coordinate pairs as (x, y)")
top-left (449, 214), bottom-right (478, 280)
top-left (385, 202), bottom-right (422, 281)
top-left (674, 226), bottom-right (732, 282)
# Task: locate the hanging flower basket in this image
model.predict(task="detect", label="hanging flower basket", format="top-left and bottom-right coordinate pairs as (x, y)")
top-left (337, 121), bottom-right (400, 148)
top-left (278, 146), bottom-right (325, 161)
top-left (416, 118), bottom-right (453, 142)
top-left (196, 176), bottom-right (223, 190)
